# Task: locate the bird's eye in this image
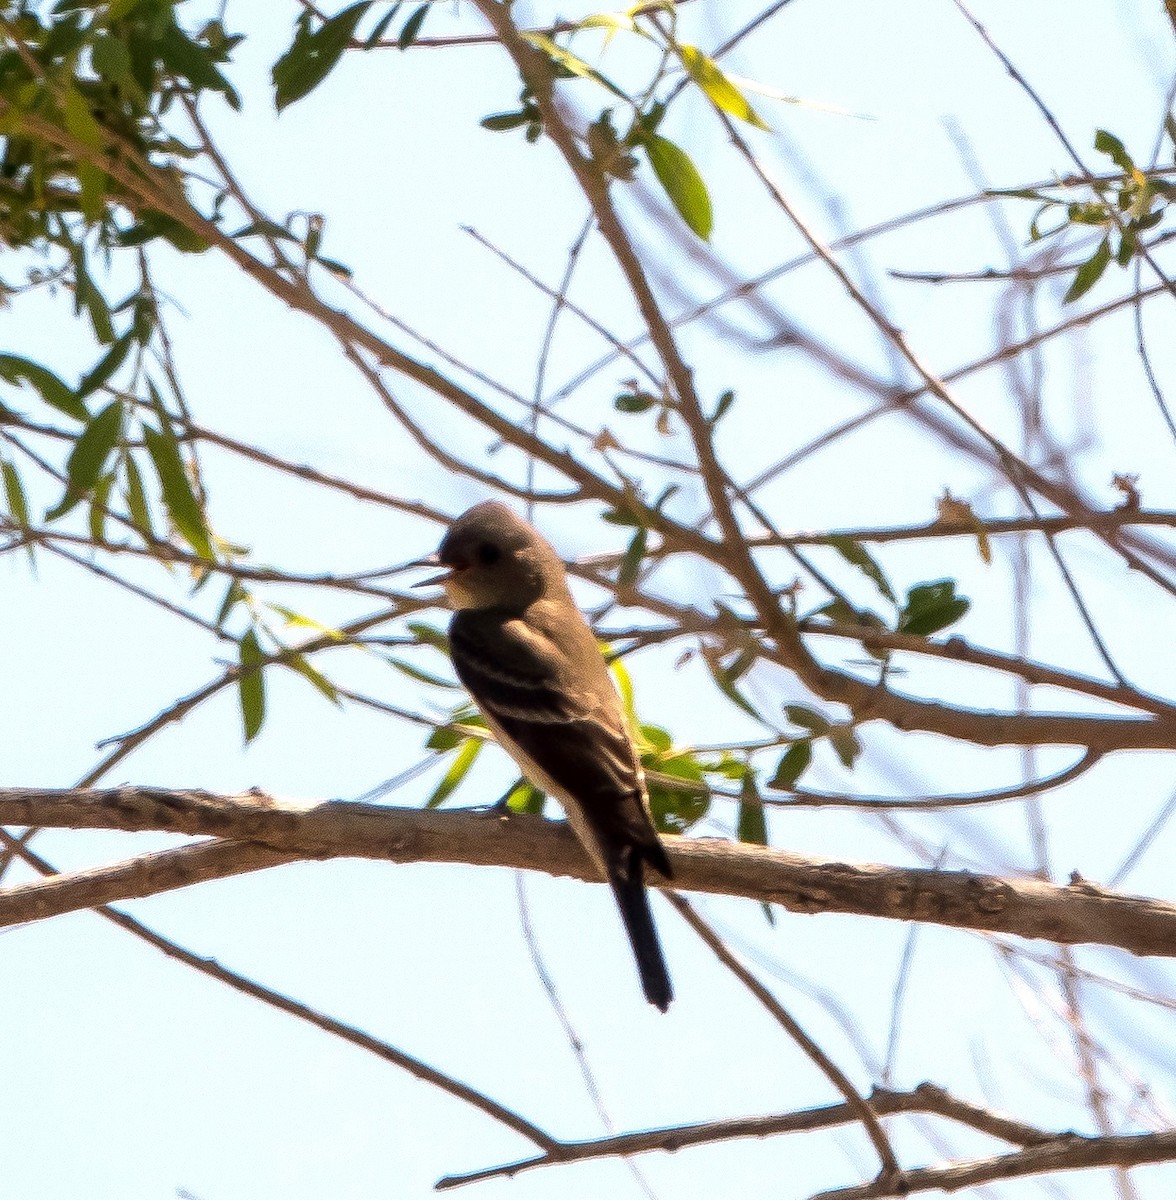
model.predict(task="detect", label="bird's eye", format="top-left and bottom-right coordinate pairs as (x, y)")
top-left (477, 542), bottom-right (501, 566)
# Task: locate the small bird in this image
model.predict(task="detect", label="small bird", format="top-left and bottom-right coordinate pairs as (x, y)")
top-left (421, 501), bottom-right (674, 1011)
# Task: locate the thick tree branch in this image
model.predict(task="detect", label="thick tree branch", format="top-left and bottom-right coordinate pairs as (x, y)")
top-left (4, 789), bottom-right (1176, 957)
top-left (810, 1129), bottom-right (1176, 1200)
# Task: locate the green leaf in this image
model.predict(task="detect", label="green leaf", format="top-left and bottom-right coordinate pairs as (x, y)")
top-left (1063, 237), bottom-right (1111, 303)
top-left (679, 45), bottom-right (770, 130)
top-left (88, 472), bottom-right (114, 542)
top-left (143, 425), bottom-right (214, 559)
top-left (481, 110), bottom-right (532, 131)
top-left (638, 722), bottom-right (673, 754)
top-left (426, 713), bottom-right (485, 751)
top-left (614, 390), bottom-right (657, 413)
top-left (520, 32), bottom-right (628, 98)
top-left (398, 4), bottom-right (428, 49)
top-left (0, 355), bottom-right (88, 421)
top-left (122, 452), bottom-right (154, 539)
top-left (826, 535), bottom-right (896, 603)
top-left (705, 651), bottom-right (770, 725)
top-left (216, 579), bottom-right (246, 628)
top-left (1094, 128), bottom-right (1135, 175)
top-left (784, 704), bottom-right (829, 735)
top-left (157, 19), bottom-right (240, 105)
top-left (238, 628), bottom-right (267, 743)
top-left (503, 779), bottom-right (546, 814)
top-left (618, 525), bottom-right (647, 587)
top-left (829, 726), bottom-right (861, 769)
top-left (609, 652), bottom-right (637, 723)
top-left (406, 621), bottom-right (450, 653)
top-left (46, 400), bottom-right (122, 520)
top-left (897, 579), bottom-right (970, 637)
top-left (364, 3), bottom-right (401, 47)
top-left (711, 389), bottom-right (735, 423)
top-left (77, 332), bottom-right (133, 399)
top-left (272, 2), bottom-right (372, 112)
top-left (768, 740), bottom-right (812, 790)
top-left (644, 134), bottom-right (713, 240)
top-left (91, 33), bottom-right (133, 85)
top-left (284, 651), bottom-right (340, 704)
top-left (647, 756), bottom-right (709, 834)
top-left (426, 737), bottom-right (483, 808)
top-left (737, 772), bottom-right (768, 846)
top-left (2, 458), bottom-right (30, 529)
top-left (388, 656), bottom-right (458, 688)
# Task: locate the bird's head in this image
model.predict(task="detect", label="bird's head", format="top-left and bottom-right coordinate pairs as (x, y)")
top-left (424, 502), bottom-right (561, 612)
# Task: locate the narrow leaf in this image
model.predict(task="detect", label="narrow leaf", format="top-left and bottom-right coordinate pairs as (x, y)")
top-left (829, 726), bottom-right (861, 769)
top-left (388, 656), bottom-right (458, 688)
top-left (122, 453), bottom-right (154, 539)
top-left (826, 534), bottom-right (896, 603)
top-left (46, 400), bottom-right (122, 520)
top-left (77, 332), bottom-right (133, 399)
top-left (143, 425), bottom-right (214, 559)
top-left (705, 652), bottom-right (770, 725)
top-left (737, 772), bottom-right (768, 847)
top-left (680, 44), bottom-right (770, 129)
top-left (618, 525), bottom-right (647, 587)
top-left (238, 628), bottom-right (267, 742)
top-left (426, 737), bottom-right (483, 808)
top-left (0, 355), bottom-right (88, 421)
top-left (284, 651), bottom-right (340, 704)
top-left (398, 4), bottom-right (428, 48)
top-left (1063, 238), bottom-right (1111, 303)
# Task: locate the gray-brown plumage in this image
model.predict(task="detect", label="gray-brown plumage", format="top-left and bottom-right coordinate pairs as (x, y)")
top-left (428, 501), bottom-right (673, 1011)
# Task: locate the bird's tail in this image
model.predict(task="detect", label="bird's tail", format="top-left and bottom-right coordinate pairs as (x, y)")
top-left (608, 846), bottom-right (673, 1012)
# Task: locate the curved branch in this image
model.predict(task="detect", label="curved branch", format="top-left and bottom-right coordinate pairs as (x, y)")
top-left (5, 789), bottom-right (1176, 957)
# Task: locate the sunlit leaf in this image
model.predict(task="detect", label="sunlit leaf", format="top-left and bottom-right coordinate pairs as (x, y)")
top-left (679, 44), bottom-right (770, 129)
top-left (426, 737), bottom-right (483, 808)
top-left (503, 778), bottom-right (546, 813)
top-left (284, 651), bottom-right (340, 704)
top-left (644, 134), bottom-right (713, 240)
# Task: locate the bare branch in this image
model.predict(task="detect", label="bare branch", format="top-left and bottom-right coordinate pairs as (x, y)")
top-left (6, 790), bottom-right (1176, 957)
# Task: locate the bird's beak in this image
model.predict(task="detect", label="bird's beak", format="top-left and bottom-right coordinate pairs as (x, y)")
top-left (406, 553), bottom-right (450, 588)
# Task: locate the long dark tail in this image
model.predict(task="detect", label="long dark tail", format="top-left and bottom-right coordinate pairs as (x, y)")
top-left (608, 845), bottom-right (673, 1012)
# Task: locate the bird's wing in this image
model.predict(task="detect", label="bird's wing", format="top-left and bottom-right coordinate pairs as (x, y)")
top-left (449, 610), bottom-right (671, 880)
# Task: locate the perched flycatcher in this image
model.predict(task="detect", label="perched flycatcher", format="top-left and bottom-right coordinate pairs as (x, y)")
top-left (422, 501), bottom-right (674, 1011)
